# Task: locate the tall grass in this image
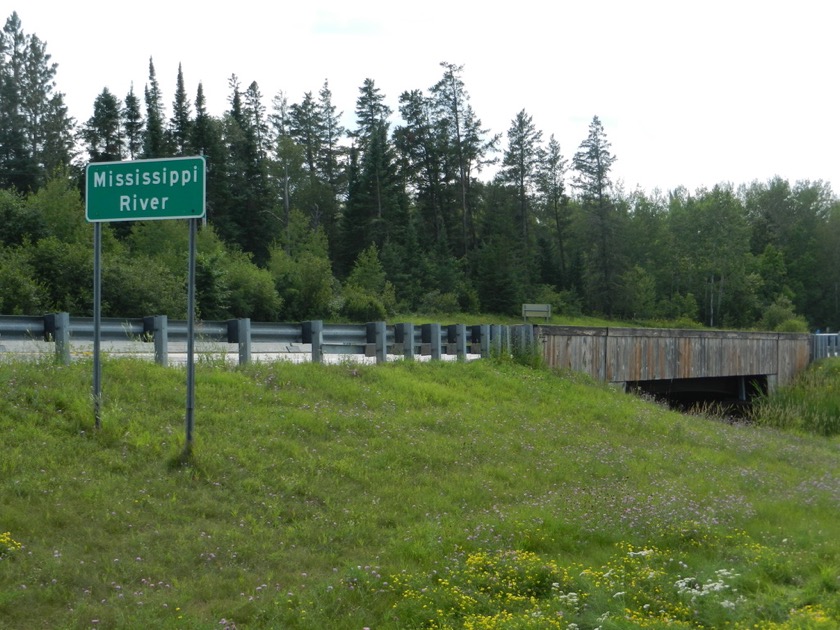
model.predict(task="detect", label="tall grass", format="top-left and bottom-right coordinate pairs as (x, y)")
top-left (0, 356), bottom-right (837, 628)
top-left (751, 357), bottom-right (840, 436)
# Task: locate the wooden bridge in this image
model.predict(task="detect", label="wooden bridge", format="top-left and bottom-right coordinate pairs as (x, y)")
top-left (535, 326), bottom-right (813, 394)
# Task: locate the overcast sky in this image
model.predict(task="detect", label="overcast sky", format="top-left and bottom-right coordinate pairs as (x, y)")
top-left (8, 0), bottom-right (839, 195)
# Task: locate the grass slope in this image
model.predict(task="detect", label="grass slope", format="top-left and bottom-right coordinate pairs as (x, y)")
top-left (0, 357), bottom-right (838, 629)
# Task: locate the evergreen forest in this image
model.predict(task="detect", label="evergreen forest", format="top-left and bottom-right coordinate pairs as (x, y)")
top-left (2, 12), bottom-right (839, 331)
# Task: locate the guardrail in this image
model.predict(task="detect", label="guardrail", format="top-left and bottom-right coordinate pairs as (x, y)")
top-left (812, 333), bottom-right (840, 360)
top-left (0, 314), bottom-right (539, 366)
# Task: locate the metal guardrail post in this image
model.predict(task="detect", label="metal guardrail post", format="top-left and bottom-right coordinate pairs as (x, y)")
top-left (45, 312), bottom-right (71, 365)
top-left (450, 323), bottom-right (467, 361)
top-left (396, 322), bottom-right (415, 360)
top-left (478, 324), bottom-right (491, 358)
top-left (228, 318), bottom-right (251, 365)
top-left (490, 324), bottom-right (502, 356)
top-left (367, 321), bottom-right (387, 364)
top-left (512, 325), bottom-right (524, 354)
top-left (422, 323), bottom-right (442, 360)
top-left (144, 315), bottom-right (168, 366)
top-left (511, 324), bottom-right (535, 355)
top-left (303, 320), bottom-right (324, 363)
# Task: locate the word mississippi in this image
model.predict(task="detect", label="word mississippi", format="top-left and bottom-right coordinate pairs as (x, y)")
top-left (91, 164), bottom-right (200, 188)
top-left (89, 162), bottom-right (202, 215)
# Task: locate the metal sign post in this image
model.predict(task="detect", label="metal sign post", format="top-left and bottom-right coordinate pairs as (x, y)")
top-left (185, 218), bottom-right (197, 454)
top-left (93, 222), bottom-right (102, 429)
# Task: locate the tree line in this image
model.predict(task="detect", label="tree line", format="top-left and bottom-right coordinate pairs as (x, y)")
top-left (2, 12), bottom-right (838, 331)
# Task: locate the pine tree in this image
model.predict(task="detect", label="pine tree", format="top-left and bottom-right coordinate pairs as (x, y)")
top-left (473, 181), bottom-right (527, 314)
top-left (0, 13), bottom-right (35, 191)
top-left (0, 56), bottom-right (31, 190)
top-left (500, 109), bottom-right (543, 241)
top-left (350, 78), bottom-right (392, 222)
top-left (121, 84), bottom-right (143, 160)
top-left (243, 80), bottom-right (268, 158)
top-left (142, 57), bottom-right (167, 158)
top-left (289, 91), bottom-right (320, 177)
top-left (169, 63), bottom-right (192, 156)
top-left (221, 75), bottom-right (276, 264)
top-left (317, 80), bottom-right (346, 201)
top-left (191, 82), bottom-right (227, 227)
top-left (431, 62), bottom-right (499, 256)
top-left (0, 12), bottom-right (74, 190)
top-left (190, 82), bottom-right (216, 156)
top-left (394, 88), bottom-right (448, 246)
top-left (269, 90), bottom-right (294, 243)
top-left (21, 31), bottom-right (73, 184)
top-left (353, 78), bottom-right (391, 143)
top-left (536, 134), bottom-right (570, 284)
top-left (282, 82), bottom-right (346, 241)
top-left (39, 92), bottom-right (75, 177)
top-left (81, 87), bottom-right (123, 162)
top-left (341, 78), bottom-right (405, 274)
top-left (572, 115), bottom-right (619, 316)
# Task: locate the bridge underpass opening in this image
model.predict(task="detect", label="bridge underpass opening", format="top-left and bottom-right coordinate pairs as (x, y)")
top-left (625, 375), bottom-right (769, 415)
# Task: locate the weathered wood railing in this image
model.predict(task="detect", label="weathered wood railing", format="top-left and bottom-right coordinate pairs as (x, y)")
top-left (536, 326), bottom-right (813, 388)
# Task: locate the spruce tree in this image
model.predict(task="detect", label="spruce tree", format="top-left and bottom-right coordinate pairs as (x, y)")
top-left (350, 77), bottom-right (392, 222)
top-left (0, 12), bottom-right (74, 190)
top-left (0, 13), bottom-right (34, 191)
top-left (289, 91), bottom-right (319, 177)
top-left (122, 84), bottom-right (143, 160)
top-left (169, 63), bottom-right (192, 156)
top-left (191, 82), bottom-right (227, 228)
top-left (536, 134), bottom-right (570, 285)
top-left (0, 61), bottom-right (30, 190)
top-left (39, 92), bottom-right (75, 178)
top-left (82, 87), bottom-right (123, 162)
top-left (191, 82), bottom-right (217, 157)
top-left (500, 109), bottom-right (543, 241)
top-left (341, 78), bottom-right (405, 274)
top-left (572, 115), bottom-right (619, 316)
top-left (269, 90), bottom-right (294, 243)
top-left (394, 88), bottom-right (447, 247)
top-left (21, 31), bottom-right (73, 184)
top-left (317, 80), bottom-right (346, 201)
top-left (243, 80), bottom-right (268, 158)
top-left (282, 83), bottom-right (345, 242)
top-left (142, 57), bottom-right (167, 158)
top-left (221, 76), bottom-right (276, 264)
top-left (431, 62), bottom-right (499, 256)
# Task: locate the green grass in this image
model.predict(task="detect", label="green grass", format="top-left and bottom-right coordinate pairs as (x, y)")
top-left (390, 312), bottom-right (712, 330)
top-left (1, 356), bottom-right (838, 629)
top-left (751, 358), bottom-right (840, 436)
top-left (388, 312), bottom-right (635, 328)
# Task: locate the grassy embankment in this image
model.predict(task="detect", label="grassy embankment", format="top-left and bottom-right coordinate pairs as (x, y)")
top-left (1, 354), bottom-right (838, 629)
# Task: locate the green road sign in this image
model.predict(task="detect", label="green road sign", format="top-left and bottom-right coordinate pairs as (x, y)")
top-left (86, 156), bottom-right (206, 222)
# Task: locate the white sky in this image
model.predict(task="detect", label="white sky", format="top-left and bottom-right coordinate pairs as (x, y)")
top-left (7, 0), bottom-right (839, 195)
